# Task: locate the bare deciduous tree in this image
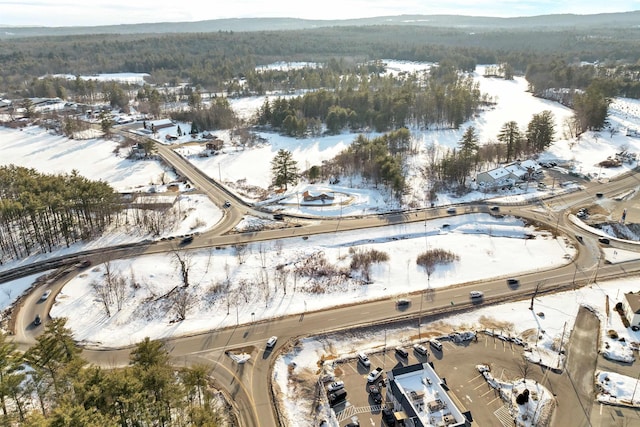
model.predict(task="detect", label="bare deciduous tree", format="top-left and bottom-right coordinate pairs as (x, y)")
top-left (172, 250), bottom-right (193, 288)
top-left (173, 288), bottom-right (194, 321)
top-left (235, 244), bottom-right (249, 265)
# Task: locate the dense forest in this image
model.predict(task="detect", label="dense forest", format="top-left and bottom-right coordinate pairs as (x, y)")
top-left (2, 22), bottom-right (640, 97)
top-left (0, 166), bottom-right (121, 263)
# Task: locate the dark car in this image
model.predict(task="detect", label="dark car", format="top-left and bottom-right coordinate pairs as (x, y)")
top-left (490, 206), bottom-right (500, 212)
top-left (507, 278), bottom-right (519, 286)
top-left (223, 200), bottom-right (231, 208)
top-left (598, 237), bottom-right (610, 245)
top-left (368, 384), bottom-right (383, 404)
top-left (395, 347), bottom-right (409, 358)
top-left (382, 408), bottom-right (396, 426)
top-left (273, 213), bottom-right (284, 221)
top-left (328, 389), bottom-right (347, 406)
top-left (34, 314), bottom-right (41, 326)
top-left (180, 235), bottom-right (194, 245)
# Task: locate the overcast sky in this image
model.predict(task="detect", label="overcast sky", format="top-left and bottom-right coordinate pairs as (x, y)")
top-left (1, 0), bottom-right (639, 27)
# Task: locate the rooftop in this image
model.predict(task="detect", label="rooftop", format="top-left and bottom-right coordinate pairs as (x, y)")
top-left (387, 363), bottom-right (467, 427)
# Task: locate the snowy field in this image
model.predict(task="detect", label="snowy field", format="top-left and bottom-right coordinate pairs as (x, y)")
top-left (49, 213), bottom-right (570, 347)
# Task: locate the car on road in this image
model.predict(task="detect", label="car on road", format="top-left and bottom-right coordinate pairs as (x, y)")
top-left (367, 367), bottom-right (384, 383)
top-left (273, 213), bottom-right (284, 220)
top-left (507, 278), bottom-right (519, 286)
top-left (180, 235), bottom-right (194, 245)
top-left (446, 207), bottom-right (456, 214)
top-left (596, 192), bottom-right (604, 198)
top-left (396, 298), bottom-right (410, 308)
top-left (266, 336), bottom-right (278, 348)
top-left (490, 206), bottom-right (500, 212)
top-left (327, 381), bottom-right (344, 393)
top-left (575, 234), bottom-right (584, 244)
top-left (33, 314), bottom-right (41, 326)
top-left (41, 290), bottom-right (52, 301)
top-left (74, 259), bottom-right (92, 268)
top-left (395, 347), bottom-right (409, 358)
top-left (598, 237), bottom-right (610, 245)
top-left (357, 352), bottom-right (371, 367)
top-left (223, 200), bottom-right (231, 208)
top-left (368, 384), bottom-right (383, 403)
top-left (469, 291), bottom-right (484, 299)
top-left (413, 343), bottom-right (428, 356)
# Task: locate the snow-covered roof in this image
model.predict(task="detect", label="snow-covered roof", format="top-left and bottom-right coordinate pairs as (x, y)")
top-left (388, 363), bottom-right (466, 426)
top-left (483, 167), bottom-right (511, 180)
top-left (519, 159), bottom-right (541, 171)
top-left (504, 164), bottom-right (527, 177)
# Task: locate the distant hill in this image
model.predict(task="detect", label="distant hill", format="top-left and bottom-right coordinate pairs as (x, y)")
top-left (1, 11), bottom-right (639, 39)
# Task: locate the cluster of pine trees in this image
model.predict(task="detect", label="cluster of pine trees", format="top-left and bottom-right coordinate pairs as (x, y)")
top-left (256, 63), bottom-right (486, 135)
top-left (0, 320), bottom-right (225, 426)
top-left (0, 166), bottom-right (121, 263)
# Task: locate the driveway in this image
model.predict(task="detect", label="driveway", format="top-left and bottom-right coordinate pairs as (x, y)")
top-left (564, 305), bottom-right (600, 427)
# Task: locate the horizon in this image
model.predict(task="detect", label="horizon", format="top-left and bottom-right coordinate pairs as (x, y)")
top-left (1, 0), bottom-right (639, 28)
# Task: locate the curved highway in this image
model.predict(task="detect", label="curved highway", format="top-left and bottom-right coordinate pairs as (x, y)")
top-left (7, 132), bottom-right (640, 426)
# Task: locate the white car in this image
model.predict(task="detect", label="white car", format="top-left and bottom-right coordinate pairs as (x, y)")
top-left (327, 381), bottom-right (344, 392)
top-left (266, 336), bottom-right (278, 348)
top-left (367, 367), bottom-right (384, 383)
top-left (40, 290), bottom-right (52, 301)
top-left (469, 291), bottom-right (484, 299)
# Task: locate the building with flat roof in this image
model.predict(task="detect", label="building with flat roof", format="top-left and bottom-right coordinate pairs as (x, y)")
top-left (385, 363), bottom-right (469, 427)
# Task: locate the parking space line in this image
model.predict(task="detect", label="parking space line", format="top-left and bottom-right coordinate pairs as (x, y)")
top-left (480, 388), bottom-right (494, 397)
top-left (468, 373), bottom-right (483, 383)
top-left (488, 395), bottom-right (502, 405)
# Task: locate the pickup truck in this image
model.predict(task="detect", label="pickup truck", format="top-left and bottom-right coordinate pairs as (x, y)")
top-left (367, 367), bottom-right (384, 383)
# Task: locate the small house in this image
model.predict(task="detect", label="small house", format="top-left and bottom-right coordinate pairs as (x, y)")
top-left (622, 292), bottom-right (640, 328)
top-left (206, 139), bottom-right (223, 151)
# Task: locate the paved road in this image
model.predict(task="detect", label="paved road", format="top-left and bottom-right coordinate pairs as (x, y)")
top-left (8, 134), bottom-right (640, 427)
top-left (564, 306), bottom-right (601, 427)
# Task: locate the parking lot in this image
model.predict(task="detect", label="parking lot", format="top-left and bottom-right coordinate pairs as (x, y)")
top-left (327, 333), bottom-right (566, 427)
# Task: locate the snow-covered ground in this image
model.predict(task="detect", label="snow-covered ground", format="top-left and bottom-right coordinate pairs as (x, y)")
top-left (49, 214), bottom-right (571, 347)
top-left (3, 62), bottom-right (640, 424)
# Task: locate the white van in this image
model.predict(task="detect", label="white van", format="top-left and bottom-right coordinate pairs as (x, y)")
top-left (357, 352), bottom-right (371, 367)
top-left (429, 339), bottom-right (442, 351)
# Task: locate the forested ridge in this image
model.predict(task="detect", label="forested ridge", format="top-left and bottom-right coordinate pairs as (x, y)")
top-left (2, 21), bottom-right (640, 95)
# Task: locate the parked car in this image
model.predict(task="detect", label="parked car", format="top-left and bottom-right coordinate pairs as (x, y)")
top-left (413, 343), bottom-right (428, 356)
top-left (327, 381), bottom-right (344, 393)
top-left (266, 336), bottom-right (278, 348)
top-left (382, 408), bottom-right (396, 426)
top-left (357, 352), bottom-right (371, 367)
top-left (273, 213), bottom-right (284, 220)
top-left (180, 235), bottom-right (194, 245)
top-left (40, 290), bottom-right (52, 301)
top-left (33, 314), bottom-right (41, 326)
top-left (368, 384), bottom-right (383, 403)
top-left (469, 291), bottom-right (484, 299)
top-left (598, 237), bottom-right (610, 245)
top-left (328, 389), bottom-right (347, 406)
top-left (367, 367), bottom-right (384, 383)
top-left (429, 339), bottom-right (442, 351)
top-left (395, 347), bottom-right (409, 358)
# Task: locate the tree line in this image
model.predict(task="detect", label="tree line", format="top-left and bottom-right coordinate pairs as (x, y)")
top-left (256, 62), bottom-right (486, 135)
top-left (0, 166), bottom-right (121, 263)
top-left (0, 319), bottom-right (225, 426)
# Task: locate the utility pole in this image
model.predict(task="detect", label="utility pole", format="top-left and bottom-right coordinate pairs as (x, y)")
top-left (557, 321), bottom-right (567, 369)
